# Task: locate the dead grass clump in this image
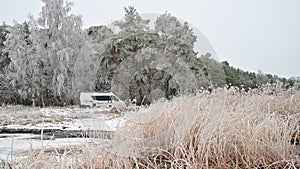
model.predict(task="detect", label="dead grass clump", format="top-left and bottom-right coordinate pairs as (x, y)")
top-left (14, 141), bottom-right (111, 169)
top-left (100, 84), bottom-right (300, 168)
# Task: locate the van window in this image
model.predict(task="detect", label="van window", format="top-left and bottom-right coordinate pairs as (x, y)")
top-left (111, 96), bottom-right (119, 102)
top-left (91, 96), bottom-right (111, 101)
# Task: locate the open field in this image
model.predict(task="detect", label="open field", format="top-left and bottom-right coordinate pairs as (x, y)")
top-left (1, 84), bottom-right (300, 168)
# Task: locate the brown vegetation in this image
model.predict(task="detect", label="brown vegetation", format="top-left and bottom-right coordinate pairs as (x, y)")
top-left (4, 83), bottom-right (300, 168)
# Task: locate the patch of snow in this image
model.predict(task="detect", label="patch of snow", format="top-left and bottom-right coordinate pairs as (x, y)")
top-left (40, 108), bottom-right (73, 117)
top-left (0, 106), bottom-right (129, 162)
top-left (105, 118), bottom-right (126, 131)
top-left (0, 133), bottom-right (92, 161)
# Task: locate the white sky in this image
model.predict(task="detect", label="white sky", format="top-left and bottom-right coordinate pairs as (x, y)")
top-left (0, 0), bottom-right (299, 78)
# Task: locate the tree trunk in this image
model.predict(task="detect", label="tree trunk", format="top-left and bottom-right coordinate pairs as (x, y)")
top-left (41, 90), bottom-right (45, 107)
top-left (32, 93), bottom-right (35, 106)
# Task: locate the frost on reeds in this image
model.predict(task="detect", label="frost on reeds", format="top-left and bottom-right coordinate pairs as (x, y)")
top-left (100, 83), bottom-right (300, 168)
top-left (9, 83), bottom-right (300, 168)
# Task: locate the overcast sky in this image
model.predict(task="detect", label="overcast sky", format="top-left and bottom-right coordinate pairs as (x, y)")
top-left (0, 0), bottom-right (299, 78)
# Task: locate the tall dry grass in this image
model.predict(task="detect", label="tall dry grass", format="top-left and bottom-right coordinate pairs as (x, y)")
top-left (5, 83), bottom-right (300, 168)
top-left (100, 83), bottom-right (300, 168)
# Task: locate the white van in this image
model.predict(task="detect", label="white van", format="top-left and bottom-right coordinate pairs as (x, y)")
top-left (79, 92), bottom-right (125, 109)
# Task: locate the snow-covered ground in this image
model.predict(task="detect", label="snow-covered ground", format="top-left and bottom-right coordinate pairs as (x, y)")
top-left (0, 106), bottom-right (127, 161)
top-left (0, 134), bottom-right (95, 161)
top-left (0, 106), bottom-right (126, 131)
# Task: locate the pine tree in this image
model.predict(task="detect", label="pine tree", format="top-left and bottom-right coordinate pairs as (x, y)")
top-left (0, 23), bottom-right (10, 71)
top-left (154, 12), bottom-right (198, 98)
top-left (110, 9), bottom-right (200, 104)
top-left (0, 23), bottom-right (17, 105)
top-left (87, 25), bottom-right (115, 91)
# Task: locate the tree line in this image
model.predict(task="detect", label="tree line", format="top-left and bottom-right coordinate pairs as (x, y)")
top-left (0, 0), bottom-right (297, 106)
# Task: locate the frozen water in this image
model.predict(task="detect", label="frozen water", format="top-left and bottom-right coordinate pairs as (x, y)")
top-left (0, 106), bottom-right (128, 161)
top-left (0, 133), bottom-right (91, 160)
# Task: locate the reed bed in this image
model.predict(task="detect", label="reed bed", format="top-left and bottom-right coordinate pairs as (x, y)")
top-left (4, 83), bottom-right (300, 168)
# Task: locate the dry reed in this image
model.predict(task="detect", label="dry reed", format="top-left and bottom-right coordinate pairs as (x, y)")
top-left (4, 83), bottom-right (300, 168)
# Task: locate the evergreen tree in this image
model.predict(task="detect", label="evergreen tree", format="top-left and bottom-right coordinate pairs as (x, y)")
top-left (0, 23), bottom-right (10, 70)
top-left (87, 25), bottom-right (115, 91)
top-left (110, 9), bottom-right (199, 104)
top-left (154, 12), bottom-right (199, 98)
top-left (4, 21), bottom-right (37, 105)
top-left (200, 53), bottom-right (226, 87)
top-left (0, 23), bottom-right (18, 105)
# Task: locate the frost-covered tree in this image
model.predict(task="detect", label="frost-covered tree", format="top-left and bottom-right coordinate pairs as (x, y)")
top-left (110, 8), bottom-right (199, 104)
top-left (200, 52), bottom-right (226, 87)
top-left (155, 12), bottom-right (197, 63)
top-left (110, 7), bottom-right (158, 104)
top-left (4, 21), bottom-right (38, 105)
top-left (0, 23), bottom-right (19, 105)
top-left (110, 32), bottom-right (161, 104)
top-left (113, 46), bottom-right (169, 104)
top-left (154, 12), bottom-right (198, 98)
top-left (74, 35), bottom-right (97, 93)
top-left (114, 6), bottom-right (150, 36)
top-left (87, 25), bottom-right (115, 91)
top-left (30, 0), bottom-right (86, 105)
top-left (88, 25), bottom-right (114, 44)
top-left (190, 57), bottom-right (211, 90)
top-left (0, 23), bottom-right (10, 71)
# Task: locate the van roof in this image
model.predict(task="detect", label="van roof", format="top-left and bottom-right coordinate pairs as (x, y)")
top-left (80, 92), bottom-right (114, 96)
